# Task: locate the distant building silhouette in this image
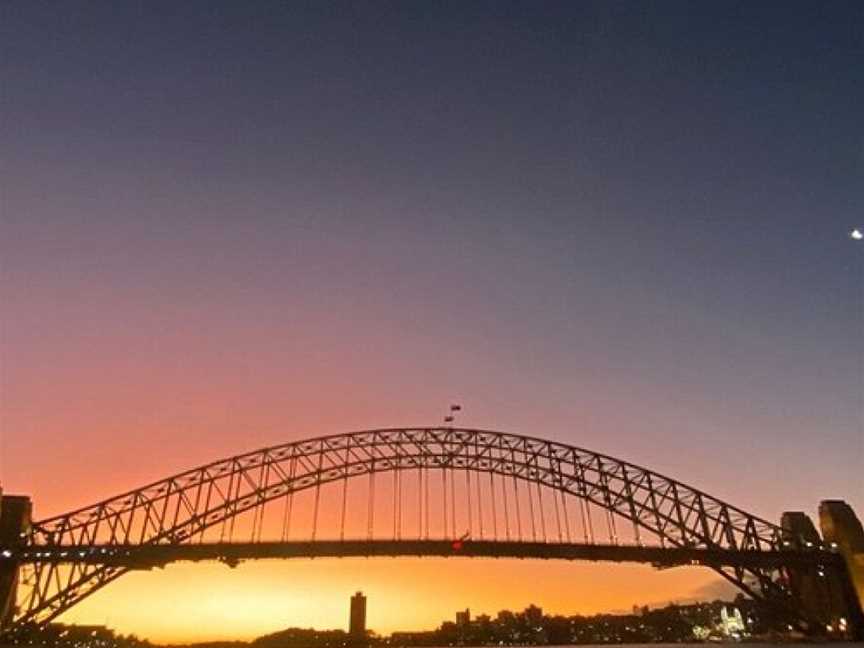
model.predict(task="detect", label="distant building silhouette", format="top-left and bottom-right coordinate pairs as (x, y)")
top-left (349, 591), bottom-right (367, 640)
top-left (456, 609), bottom-right (470, 626)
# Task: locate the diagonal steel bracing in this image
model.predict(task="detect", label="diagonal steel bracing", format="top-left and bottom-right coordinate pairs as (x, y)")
top-left (1, 428), bottom-right (835, 634)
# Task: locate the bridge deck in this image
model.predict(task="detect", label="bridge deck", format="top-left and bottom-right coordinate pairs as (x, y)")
top-left (4, 539), bottom-right (841, 570)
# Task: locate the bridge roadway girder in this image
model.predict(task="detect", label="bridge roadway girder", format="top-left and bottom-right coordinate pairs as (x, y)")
top-left (5, 539), bottom-right (844, 572)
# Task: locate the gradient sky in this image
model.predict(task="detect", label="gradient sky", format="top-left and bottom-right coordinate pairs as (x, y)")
top-left (1, 1), bottom-right (862, 642)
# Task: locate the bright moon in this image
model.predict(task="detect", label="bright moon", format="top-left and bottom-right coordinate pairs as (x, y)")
top-left (851, 229), bottom-right (863, 240)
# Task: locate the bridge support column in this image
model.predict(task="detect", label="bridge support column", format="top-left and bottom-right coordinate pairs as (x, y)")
top-left (0, 494), bottom-right (31, 630)
top-left (780, 511), bottom-right (843, 634)
top-left (819, 500), bottom-right (864, 640)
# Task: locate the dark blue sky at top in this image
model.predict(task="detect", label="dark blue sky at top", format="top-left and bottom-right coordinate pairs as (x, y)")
top-left (4, 2), bottom-right (860, 275)
top-left (1, 1), bottom-right (862, 515)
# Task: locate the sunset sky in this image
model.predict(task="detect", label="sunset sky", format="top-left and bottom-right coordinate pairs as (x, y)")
top-left (1, 1), bottom-right (862, 642)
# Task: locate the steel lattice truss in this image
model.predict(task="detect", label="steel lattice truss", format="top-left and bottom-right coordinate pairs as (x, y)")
top-left (10, 428), bottom-right (804, 630)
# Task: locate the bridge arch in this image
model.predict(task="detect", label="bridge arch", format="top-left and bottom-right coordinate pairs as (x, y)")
top-left (5, 428), bottom-right (815, 632)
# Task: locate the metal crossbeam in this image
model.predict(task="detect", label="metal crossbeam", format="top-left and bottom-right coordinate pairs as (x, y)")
top-left (3, 540), bottom-right (840, 570)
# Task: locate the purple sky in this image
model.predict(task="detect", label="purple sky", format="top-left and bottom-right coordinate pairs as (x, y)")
top-left (0, 1), bottom-right (862, 638)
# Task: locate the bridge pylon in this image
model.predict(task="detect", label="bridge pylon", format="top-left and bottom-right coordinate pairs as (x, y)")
top-left (0, 493), bottom-right (31, 631)
top-left (818, 500), bottom-right (864, 639)
top-left (0, 429), bottom-right (859, 640)
top-left (780, 511), bottom-right (857, 638)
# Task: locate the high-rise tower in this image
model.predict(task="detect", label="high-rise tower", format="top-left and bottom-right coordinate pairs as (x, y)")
top-left (349, 591), bottom-right (367, 640)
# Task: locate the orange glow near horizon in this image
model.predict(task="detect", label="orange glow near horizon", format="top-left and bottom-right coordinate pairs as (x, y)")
top-left (57, 558), bottom-right (733, 643)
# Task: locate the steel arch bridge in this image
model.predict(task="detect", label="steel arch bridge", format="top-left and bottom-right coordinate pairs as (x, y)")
top-left (0, 427), bottom-right (848, 636)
